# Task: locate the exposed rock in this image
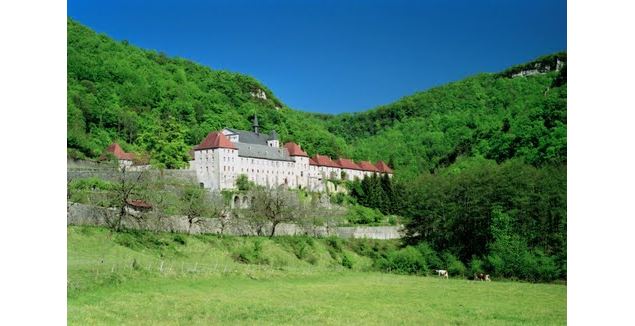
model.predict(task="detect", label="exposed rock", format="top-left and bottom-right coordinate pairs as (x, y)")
top-left (511, 58), bottom-right (565, 78)
top-left (250, 88), bottom-right (267, 100)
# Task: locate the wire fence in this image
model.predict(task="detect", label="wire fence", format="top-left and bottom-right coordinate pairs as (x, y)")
top-left (69, 255), bottom-right (347, 281)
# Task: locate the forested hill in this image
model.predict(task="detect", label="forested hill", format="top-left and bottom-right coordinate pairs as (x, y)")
top-left (67, 18), bottom-right (347, 167)
top-left (327, 52), bottom-right (566, 177)
top-left (67, 18), bottom-right (565, 177)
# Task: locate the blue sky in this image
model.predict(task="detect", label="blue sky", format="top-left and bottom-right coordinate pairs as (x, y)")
top-left (68, 0), bottom-right (566, 114)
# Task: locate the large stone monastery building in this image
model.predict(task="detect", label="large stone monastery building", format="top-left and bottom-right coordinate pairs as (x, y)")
top-left (191, 117), bottom-right (392, 191)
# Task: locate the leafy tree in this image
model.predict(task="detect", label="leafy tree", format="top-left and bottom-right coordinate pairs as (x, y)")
top-left (178, 185), bottom-right (225, 234)
top-left (108, 165), bottom-right (148, 231)
top-left (244, 186), bottom-right (308, 237)
top-left (235, 174), bottom-right (254, 191)
top-left (137, 117), bottom-right (190, 169)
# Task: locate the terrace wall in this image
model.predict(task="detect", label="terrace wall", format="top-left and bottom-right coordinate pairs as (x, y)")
top-left (67, 203), bottom-right (403, 240)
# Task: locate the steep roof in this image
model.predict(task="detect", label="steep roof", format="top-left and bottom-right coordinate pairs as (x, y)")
top-left (284, 142), bottom-right (308, 157)
top-left (235, 142), bottom-right (294, 162)
top-left (375, 160), bottom-right (393, 173)
top-left (311, 154), bottom-right (340, 168)
top-left (309, 158), bottom-right (317, 166)
top-left (357, 160), bottom-right (380, 172)
top-left (106, 143), bottom-right (135, 161)
top-left (126, 199), bottom-right (152, 209)
top-left (197, 132), bottom-right (237, 150)
top-left (335, 158), bottom-right (362, 170)
top-left (224, 128), bottom-right (274, 146)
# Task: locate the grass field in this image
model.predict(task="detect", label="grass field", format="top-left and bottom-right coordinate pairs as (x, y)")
top-left (68, 226), bottom-right (566, 325)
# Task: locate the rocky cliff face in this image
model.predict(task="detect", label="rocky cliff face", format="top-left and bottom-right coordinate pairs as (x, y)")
top-left (250, 88), bottom-right (268, 100)
top-left (512, 58), bottom-right (565, 78)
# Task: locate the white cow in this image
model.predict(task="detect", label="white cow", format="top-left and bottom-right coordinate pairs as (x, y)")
top-left (435, 269), bottom-right (449, 279)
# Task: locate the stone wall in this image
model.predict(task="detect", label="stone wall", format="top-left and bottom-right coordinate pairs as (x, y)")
top-left (67, 203), bottom-right (403, 239)
top-left (67, 167), bottom-right (198, 184)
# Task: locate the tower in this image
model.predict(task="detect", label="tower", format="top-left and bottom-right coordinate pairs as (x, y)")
top-left (252, 114), bottom-right (259, 134)
top-left (267, 130), bottom-right (280, 148)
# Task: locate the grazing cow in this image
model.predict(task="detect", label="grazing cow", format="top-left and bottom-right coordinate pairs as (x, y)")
top-left (435, 269), bottom-right (449, 279)
top-left (474, 273), bottom-right (491, 281)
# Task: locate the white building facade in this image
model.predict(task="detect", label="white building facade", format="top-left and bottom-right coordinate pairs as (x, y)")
top-left (193, 118), bottom-right (393, 191)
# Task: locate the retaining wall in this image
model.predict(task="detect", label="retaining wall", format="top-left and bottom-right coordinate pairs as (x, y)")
top-left (67, 203), bottom-right (403, 239)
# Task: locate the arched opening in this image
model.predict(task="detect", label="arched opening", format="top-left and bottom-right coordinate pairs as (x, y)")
top-left (233, 196), bottom-right (240, 208)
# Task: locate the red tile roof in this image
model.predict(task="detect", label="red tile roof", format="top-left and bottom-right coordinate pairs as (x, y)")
top-left (311, 154), bottom-right (340, 168)
top-left (309, 158), bottom-right (317, 166)
top-left (357, 160), bottom-right (380, 172)
top-left (197, 131), bottom-right (237, 150)
top-left (106, 143), bottom-right (135, 161)
top-left (335, 158), bottom-right (362, 170)
top-left (283, 142), bottom-right (308, 157)
top-left (126, 199), bottom-right (152, 209)
top-left (375, 160), bottom-right (393, 174)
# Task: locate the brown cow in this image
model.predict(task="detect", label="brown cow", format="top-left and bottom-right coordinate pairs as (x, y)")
top-left (474, 273), bottom-right (491, 281)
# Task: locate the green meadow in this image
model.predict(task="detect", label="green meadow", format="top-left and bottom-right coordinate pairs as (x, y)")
top-left (68, 226), bottom-right (566, 325)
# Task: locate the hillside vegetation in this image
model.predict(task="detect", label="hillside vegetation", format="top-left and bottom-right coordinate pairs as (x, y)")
top-left (67, 18), bottom-right (347, 167)
top-left (327, 53), bottom-right (566, 177)
top-left (68, 18), bottom-right (565, 176)
top-left (68, 226), bottom-right (566, 325)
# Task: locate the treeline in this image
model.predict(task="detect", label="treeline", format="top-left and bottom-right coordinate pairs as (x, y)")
top-left (348, 157), bottom-right (566, 282)
top-left (348, 173), bottom-right (405, 215)
top-left (67, 18), bottom-right (347, 167)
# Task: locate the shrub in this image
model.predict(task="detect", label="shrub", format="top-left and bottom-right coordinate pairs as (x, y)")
top-left (325, 237), bottom-right (343, 260)
top-left (306, 254), bottom-right (319, 265)
top-left (232, 239), bottom-right (269, 265)
top-left (330, 192), bottom-right (347, 205)
top-left (442, 252), bottom-right (466, 277)
top-left (527, 249), bottom-right (560, 282)
top-left (273, 236), bottom-right (316, 263)
top-left (173, 234), bottom-right (187, 245)
top-left (348, 239), bottom-right (399, 261)
top-left (131, 258), bottom-right (141, 270)
top-left (70, 177), bottom-right (114, 191)
top-left (377, 246), bottom-right (427, 275)
top-left (235, 174), bottom-right (254, 191)
top-left (114, 230), bottom-right (173, 252)
top-left (346, 205), bottom-right (384, 225)
top-left (341, 254), bottom-right (353, 269)
top-left (486, 253), bottom-right (505, 277)
top-left (469, 256), bottom-right (486, 275)
top-left (415, 242), bottom-right (442, 271)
